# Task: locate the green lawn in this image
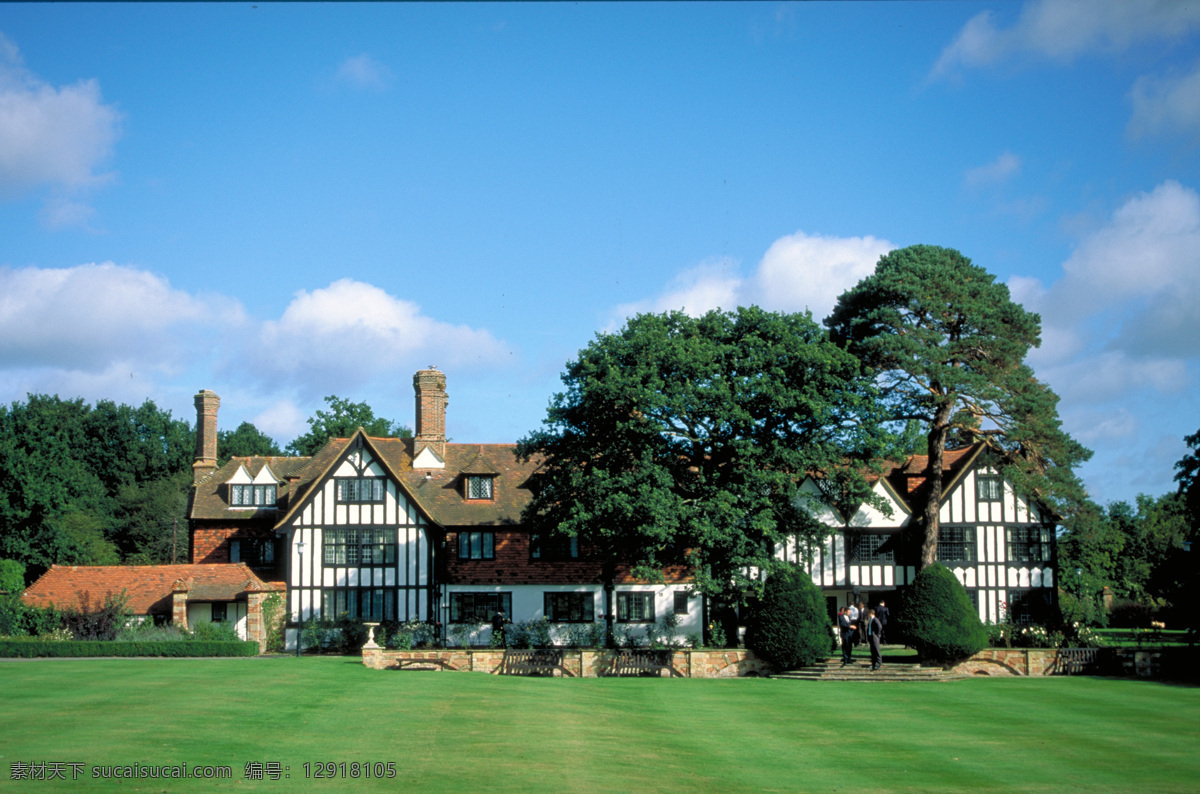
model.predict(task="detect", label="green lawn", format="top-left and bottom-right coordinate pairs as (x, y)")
top-left (1, 657), bottom-right (1197, 792)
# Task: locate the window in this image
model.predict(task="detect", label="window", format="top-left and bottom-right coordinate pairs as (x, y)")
top-left (322, 588), bottom-right (395, 621)
top-left (937, 527), bottom-right (977, 562)
top-left (1004, 589), bottom-right (1051, 625)
top-left (465, 476), bottom-right (494, 500)
top-left (229, 484), bottom-right (276, 508)
top-left (230, 538), bottom-right (276, 567)
top-left (450, 592), bottom-right (511, 623)
top-left (457, 531), bottom-right (495, 560)
top-left (210, 602), bottom-right (227, 622)
top-left (1007, 526), bottom-right (1052, 564)
top-left (847, 532), bottom-right (894, 563)
top-left (530, 533), bottom-right (580, 561)
top-left (544, 592), bottom-right (594, 623)
top-left (616, 592), bottom-right (655, 623)
top-left (336, 478), bottom-right (385, 504)
top-left (322, 527), bottom-right (396, 566)
top-left (673, 591), bottom-right (689, 615)
top-left (976, 474), bottom-right (1003, 501)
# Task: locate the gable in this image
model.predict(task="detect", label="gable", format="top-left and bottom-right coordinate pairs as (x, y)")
top-left (277, 432), bottom-right (430, 532)
top-left (796, 476), bottom-right (909, 529)
top-left (939, 463), bottom-right (1048, 525)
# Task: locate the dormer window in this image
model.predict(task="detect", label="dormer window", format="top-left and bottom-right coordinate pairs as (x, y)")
top-left (230, 484), bottom-right (276, 508)
top-left (227, 463), bottom-right (280, 509)
top-left (465, 475), bottom-right (494, 501)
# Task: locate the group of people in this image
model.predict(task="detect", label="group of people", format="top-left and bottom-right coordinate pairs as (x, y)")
top-left (837, 600), bottom-right (889, 671)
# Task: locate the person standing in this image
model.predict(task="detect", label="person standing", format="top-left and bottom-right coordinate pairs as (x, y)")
top-left (867, 608), bottom-right (884, 670)
top-left (876, 600), bottom-right (890, 644)
top-left (838, 607), bottom-right (855, 665)
top-left (847, 601), bottom-right (860, 647)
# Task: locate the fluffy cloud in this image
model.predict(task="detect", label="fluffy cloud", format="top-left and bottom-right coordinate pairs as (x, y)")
top-left (0, 34), bottom-right (121, 198)
top-left (608, 232), bottom-right (893, 329)
top-left (931, 0), bottom-right (1200, 78)
top-left (1129, 60), bottom-right (1200, 140)
top-left (745, 232), bottom-right (893, 320)
top-left (1016, 180), bottom-right (1200, 405)
top-left (335, 54), bottom-right (393, 91)
top-left (0, 263), bottom-right (238, 372)
top-left (244, 279), bottom-right (508, 393)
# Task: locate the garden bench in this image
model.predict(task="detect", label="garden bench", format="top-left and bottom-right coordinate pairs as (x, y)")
top-left (501, 649), bottom-right (573, 676)
top-left (611, 649), bottom-right (679, 677)
top-left (1057, 647), bottom-right (1100, 675)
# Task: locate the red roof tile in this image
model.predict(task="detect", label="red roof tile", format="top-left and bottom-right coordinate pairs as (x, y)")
top-left (23, 564), bottom-right (281, 616)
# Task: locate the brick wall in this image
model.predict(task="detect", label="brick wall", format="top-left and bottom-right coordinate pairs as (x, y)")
top-left (190, 523), bottom-right (279, 570)
top-left (362, 647), bottom-right (767, 678)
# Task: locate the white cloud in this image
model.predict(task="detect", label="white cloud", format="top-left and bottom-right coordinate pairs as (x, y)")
top-left (0, 34), bottom-right (121, 198)
top-left (745, 232), bottom-right (893, 320)
top-left (965, 151), bottom-right (1021, 188)
top-left (1053, 180), bottom-right (1200, 326)
top-left (1129, 60), bottom-right (1200, 140)
top-left (0, 263), bottom-right (240, 372)
top-left (252, 399), bottom-right (307, 442)
top-left (335, 54), bottom-right (393, 91)
top-left (244, 279), bottom-right (508, 393)
top-left (1023, 180), bottom-right (1200, 411)
top-left (607, 259), bottom-right (742, 327)
top-left (607, 231), bottom-right (893, 330)
top-left (931, 0), bottom-right (1200, 79)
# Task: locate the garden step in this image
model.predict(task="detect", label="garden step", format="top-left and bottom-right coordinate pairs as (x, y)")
top-left (773, 658), bottom-right (966, 682)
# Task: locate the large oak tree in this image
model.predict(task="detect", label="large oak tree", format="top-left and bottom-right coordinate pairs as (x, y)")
top-left (517, 307), bottom-right (889, 633)
top-left (826, 245), bottom-right (1090, 569)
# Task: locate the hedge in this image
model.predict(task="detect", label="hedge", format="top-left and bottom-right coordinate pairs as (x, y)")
top-left (745, 565), bottom-right (831, 670)
top-left (0, 640), bottom-right (259, 658)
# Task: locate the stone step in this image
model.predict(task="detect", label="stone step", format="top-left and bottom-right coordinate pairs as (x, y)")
top-left (773, 658), bottom-right (966, 682)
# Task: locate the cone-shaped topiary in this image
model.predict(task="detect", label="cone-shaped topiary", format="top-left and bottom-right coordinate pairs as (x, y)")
top-left (901, 563), bottom-right (988, 663)
top-left (746, 565), bottom-right (830, 670)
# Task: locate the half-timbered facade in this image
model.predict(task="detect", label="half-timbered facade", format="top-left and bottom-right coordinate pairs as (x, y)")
top-left (188, 369), bottom-right (700, 650)
top-left (188, 370), bottom-right (1058, 650)
top-left (777, 445), bottom-right (1058, 624)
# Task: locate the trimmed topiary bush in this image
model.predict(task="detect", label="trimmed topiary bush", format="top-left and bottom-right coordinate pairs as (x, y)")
top-left (902, 563), bottom-right (988, 663)
top-left (746, 565), bottom-right (829, 670)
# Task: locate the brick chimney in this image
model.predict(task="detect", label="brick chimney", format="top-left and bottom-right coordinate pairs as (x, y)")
top-left (193, 390), bottom-right (220, 482)
top-left (413, 368), bottom-right (448, 460)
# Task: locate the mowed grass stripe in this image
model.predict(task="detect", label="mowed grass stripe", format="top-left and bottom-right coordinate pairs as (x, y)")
top-left (1, 658), bottom-right (1197, 792)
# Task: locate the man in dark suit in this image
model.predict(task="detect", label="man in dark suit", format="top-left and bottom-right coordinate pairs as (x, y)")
top-left (876, 600), bottom-right (890, 644)
top-left (867, 609), bottom-right (884, 670)
top-left (838, 606), bottom-right (855, 665)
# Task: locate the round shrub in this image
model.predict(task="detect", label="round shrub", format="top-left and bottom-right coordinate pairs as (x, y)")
top-left (901, 563), bottom-right (988, 663)
top-left (746, 565), bottom-right (829, 670)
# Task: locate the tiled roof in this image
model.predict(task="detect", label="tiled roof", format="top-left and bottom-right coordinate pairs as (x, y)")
top-left (189, 456), bottom-right (312, 521)
top-left (885, 444), bottom-right (984, 503)
top-left (22, 564), bottom-right (282, 616)
top-left (191, 431), bottom-right (540, 531)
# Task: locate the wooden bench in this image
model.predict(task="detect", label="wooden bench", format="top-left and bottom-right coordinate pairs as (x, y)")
top-left (501, 649), bottom-right (573, 677)
top-left (1057, 647), bottom-right (1100, 675)
top-left (611, 649), bottom-right (678, 677)
top-left (393, 657), bottom-right (456, 672)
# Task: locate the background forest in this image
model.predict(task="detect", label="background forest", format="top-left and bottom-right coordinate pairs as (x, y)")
top-left (0, 394), bottom-right (408, 586)
top-left (0, 392), bottom-right (1195, 631)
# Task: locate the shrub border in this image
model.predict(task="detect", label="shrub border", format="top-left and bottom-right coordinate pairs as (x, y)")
top-left (0, 640), bottom-right (259, 658)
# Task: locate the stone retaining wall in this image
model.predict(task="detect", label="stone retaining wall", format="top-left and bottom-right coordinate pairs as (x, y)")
top-left (362, 647), bottom-right (770, 678)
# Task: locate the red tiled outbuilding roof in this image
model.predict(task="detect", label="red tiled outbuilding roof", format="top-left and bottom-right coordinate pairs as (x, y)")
top-left (23, 564), bottom-right (281, 616)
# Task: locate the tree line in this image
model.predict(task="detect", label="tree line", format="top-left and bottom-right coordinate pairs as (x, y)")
top-left (0, 395), bottom-right (409, 586)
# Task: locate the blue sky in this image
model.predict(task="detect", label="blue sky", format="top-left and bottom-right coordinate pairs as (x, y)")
top-left (1, 2), bottom-right (1198, 506)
